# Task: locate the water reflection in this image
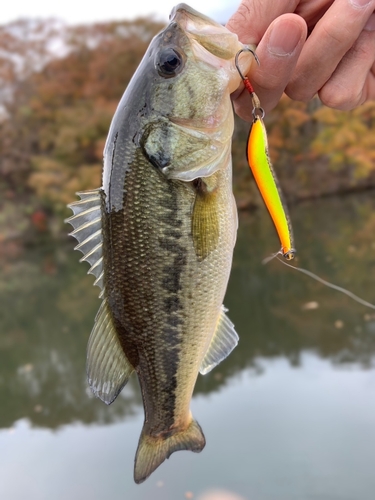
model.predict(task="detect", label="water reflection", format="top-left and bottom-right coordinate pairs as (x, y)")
top-left (0, 242), bottom-right (142, 429)
top-left (1, 193), bottom-right (375, 429)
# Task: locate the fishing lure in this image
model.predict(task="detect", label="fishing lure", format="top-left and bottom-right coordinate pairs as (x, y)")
top-left (235, 48), bottom-right (295, 261)
top-left (235, 49), bottom-right (375, 311)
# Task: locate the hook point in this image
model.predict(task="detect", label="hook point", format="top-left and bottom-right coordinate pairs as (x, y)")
top-left (235, 47), bottom-right (260, 80)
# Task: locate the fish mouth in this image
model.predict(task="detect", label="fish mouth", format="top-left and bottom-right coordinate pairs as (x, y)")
top-left (170, 3), bottom-right (241, 60)
top-left (170, 3), bottom-right (227, 32)
top-left (170, 3), bottom-right (255, 91)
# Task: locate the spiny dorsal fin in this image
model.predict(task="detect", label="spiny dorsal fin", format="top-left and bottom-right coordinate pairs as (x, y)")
top-left (65, 189), bottom-right (104, 284)
top-left (199, 306), bottom-right (238, 375)
top-left (87, 300), bottom-right (134, 405)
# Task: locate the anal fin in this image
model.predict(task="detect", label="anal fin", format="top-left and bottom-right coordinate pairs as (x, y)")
top-left (87, 300), bottom-right (134, 404)
top-left (199, 306), bottom-right (238, 375)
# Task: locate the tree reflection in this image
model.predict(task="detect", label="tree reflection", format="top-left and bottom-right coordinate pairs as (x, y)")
top-left (1, 194), bottom-right (375, 429)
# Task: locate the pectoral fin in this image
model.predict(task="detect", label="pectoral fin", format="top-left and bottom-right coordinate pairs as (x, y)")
top-left (87, 300), bottom-right (134, 405)
top-left (192, 180), bottom-right (220, 261)
top-left (199, 306), bottom-right (238, 375)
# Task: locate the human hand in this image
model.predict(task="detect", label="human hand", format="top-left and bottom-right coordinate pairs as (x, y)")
top-left (227, 0), bottom-right (375, 120)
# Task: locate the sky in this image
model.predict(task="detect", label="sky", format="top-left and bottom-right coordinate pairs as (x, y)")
top-left (0, 0), bottom-right (240, 26)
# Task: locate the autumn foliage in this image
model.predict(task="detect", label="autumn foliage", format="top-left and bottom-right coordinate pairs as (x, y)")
top-left (0, 17), bottom-right (375, 239)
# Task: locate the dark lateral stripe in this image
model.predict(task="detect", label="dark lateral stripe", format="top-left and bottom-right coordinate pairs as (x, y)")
top-left (156, 180), bottom-right (187, 429)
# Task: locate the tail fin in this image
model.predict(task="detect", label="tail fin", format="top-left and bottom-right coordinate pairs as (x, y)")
top-left (134, 418), bottom-right (206, 484)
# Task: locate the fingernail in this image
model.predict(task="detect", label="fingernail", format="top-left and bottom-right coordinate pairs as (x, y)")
top-left (350, 0), bottom-right (372, 8)
top-left (268, 20), bottom-right (301, 56)
top-left (364, 13), bottom-right (375, 30)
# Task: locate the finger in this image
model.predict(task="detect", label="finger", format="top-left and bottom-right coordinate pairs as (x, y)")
top-left (295, 0), bottom-right (336, 29)
top-left (226, 0), bottom-right (300, 44)
top-left (286, 0), bottom-right (375, 101)
top-left (318, 14), bottom-right (375, 109)
top-left (231, 14), bottom-right (307, 120)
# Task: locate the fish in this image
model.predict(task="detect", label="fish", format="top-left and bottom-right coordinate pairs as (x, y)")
top-left (66, 3), bottom-right (254, 484)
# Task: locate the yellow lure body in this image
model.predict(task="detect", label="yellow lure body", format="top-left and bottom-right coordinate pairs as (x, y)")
top-left (247, 117), bottom-right (295, 260)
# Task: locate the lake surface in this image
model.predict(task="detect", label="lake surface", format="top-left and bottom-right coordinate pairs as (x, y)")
top-left (1, 193), bottom-right (375, 500)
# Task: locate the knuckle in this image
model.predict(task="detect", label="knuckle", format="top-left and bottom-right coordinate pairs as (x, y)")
top-left (285, 82), bottom-right (315, 103)
top-left (348, 33), bottom-right (375, 62)
top-left (226, 3), bottom-right (253, 39)
top-left (226, 1), bottom-right (264, 43)
top-left (321, 24), bottom-right (348, 46)
top-left (319, 82), bottom-right (362, 110)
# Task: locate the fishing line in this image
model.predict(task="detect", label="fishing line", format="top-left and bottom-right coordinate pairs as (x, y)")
top-left (263, 250), bottom-right (375, 311)
top-left (261, 250), bottom-right (282, 265)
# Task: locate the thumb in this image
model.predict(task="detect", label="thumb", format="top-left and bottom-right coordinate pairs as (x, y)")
top-left (230, 14), bottom-right (307, 119)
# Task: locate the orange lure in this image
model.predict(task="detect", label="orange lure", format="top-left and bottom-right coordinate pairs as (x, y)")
top-left (235, 48), bottom-right (295, 260)
top-left (247, 117), bottom-right (295, 259)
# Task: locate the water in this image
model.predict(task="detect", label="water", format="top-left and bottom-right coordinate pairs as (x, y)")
top-left (1, 194), bottom-right (375, 499)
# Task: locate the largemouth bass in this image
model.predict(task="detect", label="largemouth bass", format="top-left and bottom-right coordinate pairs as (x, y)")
top-left (67, 3), bottom-right (254, 484)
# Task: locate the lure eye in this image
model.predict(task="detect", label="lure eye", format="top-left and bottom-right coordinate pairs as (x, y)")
top-left (157, 48), bottom-right (184, 78)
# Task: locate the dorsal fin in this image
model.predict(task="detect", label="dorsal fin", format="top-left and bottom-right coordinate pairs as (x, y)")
top-left (65, 189), bottom-right (104, 286)
top-left (87, 300), bottom-right (134, 404)
top-left (199, 306), bottom-right (238, 375)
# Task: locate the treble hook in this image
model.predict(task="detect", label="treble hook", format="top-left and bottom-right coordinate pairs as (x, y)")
top-left (235, 47), bottom-right (260, 81)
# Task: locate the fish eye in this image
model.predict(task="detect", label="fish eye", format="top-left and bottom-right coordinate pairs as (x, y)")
top-left (156, 48), bottom-right (184, 78)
